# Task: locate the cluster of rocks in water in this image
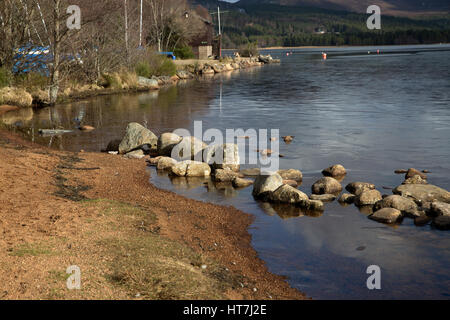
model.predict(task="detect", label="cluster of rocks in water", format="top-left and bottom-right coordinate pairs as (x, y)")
top-left (106, 123), bottom-right (450, 231)
top-left (137, 55), bottom-right (280, 90)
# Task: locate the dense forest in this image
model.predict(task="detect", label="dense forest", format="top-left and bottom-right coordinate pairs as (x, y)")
top-left (194, 1), bottom-right (450, 47)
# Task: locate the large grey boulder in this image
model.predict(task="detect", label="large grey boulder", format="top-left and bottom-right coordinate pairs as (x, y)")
top-left (374, 195), bottom-right (419, 217)
top-left (311, 177), bottom-right (342, 195)
top-left (269, 185), bottom-right (309, 204)
top-left (277, 169), bottom-right (303, 181)
top-left (171, 136), bottom-right (207, 161)
top-left (369, 208), bottom-right (402, 224)
top-left (204, 143), bottom-right (240, 172)
top-left (392, 184), bottom-right (450, 204)
top-left (157, 132), bottom-right (182, 156)
top-left (355, 189), bottom-right (382, 206)
top-left (252, 173), bottom-right (283, 200)
top-left (345, 182), bottom-right (376, 195)
top-left (119, 122), bottom-right (158, 154)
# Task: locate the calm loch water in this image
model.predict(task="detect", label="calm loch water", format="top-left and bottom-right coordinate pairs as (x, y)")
top-left (4, 45), bottom-right (450, 299)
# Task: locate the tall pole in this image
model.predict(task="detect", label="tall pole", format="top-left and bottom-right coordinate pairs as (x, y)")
top-left (218, 6), bottom-right (222, 58)
top-left (139, 0), bottom-right (143, 47)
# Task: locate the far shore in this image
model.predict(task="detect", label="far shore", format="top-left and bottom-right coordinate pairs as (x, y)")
top-left (224, 43), bottom-right (450, 51)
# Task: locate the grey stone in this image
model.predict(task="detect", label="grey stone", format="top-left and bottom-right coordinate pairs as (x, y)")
top-left (119, 122), bottom-right (158, 154)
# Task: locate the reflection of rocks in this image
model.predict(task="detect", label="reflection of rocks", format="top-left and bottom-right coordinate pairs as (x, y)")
top-left (355, 189), bottom-right (382, 206)
top-left (393, 184), bottom-right (450, 204)
top-left (432, 216), bottom-right (450, 230)
top-left (268, 203), bottom-right (305, 219)
top-left (358, 205), bottom-right (374, 215)
top-left (310, 194), bottom-right (336, 202)
top-left (0, 107), bottom-right (33, 125)
top-left (311, 177), bottom-right (342, 195)
top-left (322, 164), bottom-right (346, 177)
top-left (232, 177), bottom-right (254, 188)
top-left (345, 182), bottom-right (375, 195)
top-left (241, 168), bottom-right (261, 176)
top-left (119, 122), bottom-right (158, 154)
top-left (206, 181), bottom-right (238, 198)
top-left (369, 208), bottom-right (402, 224)
top-left (169, 176), bottom-right (208, 190)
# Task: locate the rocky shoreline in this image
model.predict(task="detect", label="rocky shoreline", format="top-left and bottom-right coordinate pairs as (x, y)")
top-left (0, 55), bottom-right (279, 110)
top-left (111, 123), bottom-right (450, 231)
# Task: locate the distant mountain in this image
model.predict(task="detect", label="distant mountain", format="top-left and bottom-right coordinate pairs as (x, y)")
top-left (236, 0), bottom-right (450, 16)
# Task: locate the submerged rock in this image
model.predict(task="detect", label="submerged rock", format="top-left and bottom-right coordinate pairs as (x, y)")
top-left (119, 122), bottom-right (158, 154)
top-left (241, 168), bottom-right (261, 176)
top-left (252, 173), bottom-right (283, 200)
top-left (300, 199), bottom-right (324, 212)
top-left (392, 184), bottom-right (450, 204)
top-left (369, 208), bottom-right (402, 224)
top-left (322, 164), bottom-right (346, 177)
top-left (345, 182), bottom-right (376, 195)
top-left (405, 168), bottom-right (427, 180)
top-left (355, 189), bottom-right (382, 206)
top-left (311, 177), bottom-right (342, 195)
top-left (432, 216), bottom-right (450, 230)
top-left (232, 177), bottom-right (254, 188)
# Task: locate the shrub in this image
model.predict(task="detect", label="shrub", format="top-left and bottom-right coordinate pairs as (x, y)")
top-left (101, 73), bottom-right (122, 89)
top-left (135, 55), bottom-right (176, 78)
top-left (238, 42), bottom-right (259, 57)
top-left (135, 61), bottom-right (151, 78)
top-left (0, 67), bottom-right (11, 88)
top-left (13, 72), bottom-right (48, 89)
top-left (174, 46), bottom-right (195, 60)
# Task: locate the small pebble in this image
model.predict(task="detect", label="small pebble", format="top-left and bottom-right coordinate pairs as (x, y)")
top-left (201, 264), bottom-right (207, 270)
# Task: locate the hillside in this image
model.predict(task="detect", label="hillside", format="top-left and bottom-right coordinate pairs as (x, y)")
top-left (191, 0), bottom-right (450, 48)
top-left (236, 0), bottom-right (450, 16)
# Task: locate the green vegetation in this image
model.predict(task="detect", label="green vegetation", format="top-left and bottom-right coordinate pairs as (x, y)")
top-left (0, 67), bottom-right (11, 88)
top-left (135, 55), bottom-right (176, 78)
top-left (10, 242), bottom-right (53, 257)
top-left (238, 42), bottom-right (259, 57)
top-left (220, 4), bottom-right (450, 47)
top-left (174, 46), bottom-right (195, 59)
